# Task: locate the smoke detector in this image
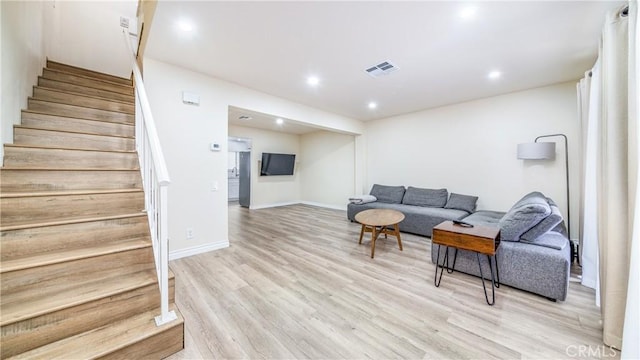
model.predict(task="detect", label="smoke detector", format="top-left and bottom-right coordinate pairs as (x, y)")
top-left (365, 61), bottom-right (399, 78)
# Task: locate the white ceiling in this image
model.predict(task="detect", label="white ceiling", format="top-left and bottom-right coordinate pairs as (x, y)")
top-left (145, 1), bottom-right (624, 124)
top-left (228, 106), bottom-right (322, 135)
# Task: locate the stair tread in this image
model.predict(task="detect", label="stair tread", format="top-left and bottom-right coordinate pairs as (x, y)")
top-left (1, 238), bottom-right (151, 273)
top-left (0, 212), bottom-right (147, 231)
top-left (16, 122), bottom-right (134, 139)
top-left (34, 86), bottom-right (136, 107)
top-left (0, 268), bottom-right (173, 327)
top-left (28, 97), bottom-right (134, 117)
top-left (0, 188), bottom-right (142, 198)
top-left (22, 109), bottom-right (135, 127)
top-left (44, 64), bottom-right (133, 88)
top-left (4, 143), bottom-right (136, 153)
top-left (6, 305), bottom-right (183, 360)
top-left (38, 77), bottom-right (135, 102)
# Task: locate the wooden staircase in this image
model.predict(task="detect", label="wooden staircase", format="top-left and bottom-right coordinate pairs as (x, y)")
top-left (0, 60), bottom-right (184, 359)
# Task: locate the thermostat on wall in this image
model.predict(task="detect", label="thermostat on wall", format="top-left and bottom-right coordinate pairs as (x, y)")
top-left (210, 143), bottom-right (221, 151)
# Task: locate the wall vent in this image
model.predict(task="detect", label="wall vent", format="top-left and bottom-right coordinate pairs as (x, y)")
top-left (365, 61), bottom-right (399, 78)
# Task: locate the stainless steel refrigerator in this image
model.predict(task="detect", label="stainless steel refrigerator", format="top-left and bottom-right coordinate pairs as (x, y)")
top-left (238, 151), bottom-right (251, 208)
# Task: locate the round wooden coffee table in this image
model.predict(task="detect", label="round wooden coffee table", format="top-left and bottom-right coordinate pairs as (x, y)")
top-left (354, 209), bottom-right (405, 258)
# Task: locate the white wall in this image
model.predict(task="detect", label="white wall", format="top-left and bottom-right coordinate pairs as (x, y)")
top-left (300, 131), bottom-right (356, 210)
top-left (366, 82), bottom-right (581, 239)
top-left (1, 0), bottom-right (47, 160)
top-left (44, 1), bottom-right (137, 78)
top-left (229, 125), bottom-right (301, 208)
top-left (143, 58), bottom-right (363, 257)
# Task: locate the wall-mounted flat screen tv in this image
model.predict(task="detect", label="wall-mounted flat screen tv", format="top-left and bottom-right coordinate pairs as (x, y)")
top-left (260, 153), bottom-right (296, 176)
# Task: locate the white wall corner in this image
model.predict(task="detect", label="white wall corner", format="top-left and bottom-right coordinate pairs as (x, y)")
top-left (169, 239), bottom-right (229, 261)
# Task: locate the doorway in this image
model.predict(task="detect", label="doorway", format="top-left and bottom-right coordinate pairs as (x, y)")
top-left (228, 137), bottom-right (252, 208)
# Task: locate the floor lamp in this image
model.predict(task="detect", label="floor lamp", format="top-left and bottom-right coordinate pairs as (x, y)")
top-left (517, 134), bottom-right (575, 262)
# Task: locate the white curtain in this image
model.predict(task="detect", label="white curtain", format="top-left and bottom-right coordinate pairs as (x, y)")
top-left (621, 1), bottom-right (639, 359)
top-left (578, 1), bottom-right (638, 353)
top-left (579, 63), bottom-right (601, 300)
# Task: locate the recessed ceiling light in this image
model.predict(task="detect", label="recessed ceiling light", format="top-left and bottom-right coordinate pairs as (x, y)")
top-left (368, 102), bottom-right (377, 109)
top-left (276, 118), bottom-right (284, 125)
top-left (307, 76), bottom-right (320, 86)
top-left (459, 6), bottom-right (477, 20)
top-left (488, 70), bottom-right (502, 80)
top-left (177, 20), bottom-right (194, 32)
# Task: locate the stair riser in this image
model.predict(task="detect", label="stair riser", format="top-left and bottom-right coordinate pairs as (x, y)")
top-left (1, 247), bottom-right (155, 295)
top-left (3, 147), bottom-right (139, 170)
top-left (1, 216), bottom-right (149, 261)
top-left (33, 87), bottom-right (134, 114)
top-left (0, 280), bottom-right (175, 358)
top-left (46, 60), bottom-right (132, 86)
top-left (21, 111), bottom-right (134, 138)
top-left (0, 169), bottom-right (142, 193)
top-left (42, 69), bottom-right (133, 95)
top-left (0, 192), bottom-right (144, 229)
top-left (38, 78), bottom-right (135, 103)
top-left (28, 99), bottom-right (134, 125)
top-left (15, 127), bottom-right (135, 152)
top-left (100, 320), bottom-right (184, 360)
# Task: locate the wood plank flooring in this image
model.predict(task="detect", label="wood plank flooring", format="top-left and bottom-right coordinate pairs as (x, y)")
top-left (167, 204), bottom-right (614, 359)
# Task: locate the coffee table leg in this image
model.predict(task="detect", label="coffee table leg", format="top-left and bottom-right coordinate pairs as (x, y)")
top-left (358, 224), bottom-right (365, 244)
top-left (476, 252), bottom-right (496, 305)
top-left (394, 224), bottom-right (403, 251)
top-left (370, 226), bottom-right (378, 258)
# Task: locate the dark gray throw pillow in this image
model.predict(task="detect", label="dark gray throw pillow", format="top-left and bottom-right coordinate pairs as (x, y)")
top-left (402, 187), bottom-right (448, 207)
top-left (444, 193), bottom-right (478, 214)
top-left (369, 184), bottom-right (406, 204)
top-left (520, 197), bottom-right (563, 242)
top-left (498, 192), bottom-right (551, 241)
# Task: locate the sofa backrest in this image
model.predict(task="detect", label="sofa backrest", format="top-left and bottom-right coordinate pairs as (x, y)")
top-left (499, 191), bottom-right (551, 241)
top-left (402, 186), bottom-right (448, 207)
top-left (369, 184), bottom-right (406, 204)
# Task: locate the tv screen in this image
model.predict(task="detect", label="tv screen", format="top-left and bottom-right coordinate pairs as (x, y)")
top-left (260, 153), bottom-right (295, 176)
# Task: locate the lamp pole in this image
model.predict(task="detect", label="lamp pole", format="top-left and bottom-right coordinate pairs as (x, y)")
top-left (535, 134), bottom-right (570, 240)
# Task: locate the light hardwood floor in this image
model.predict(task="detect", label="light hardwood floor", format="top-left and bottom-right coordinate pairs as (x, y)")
top-left (167, 204), bottom-right (614, 359)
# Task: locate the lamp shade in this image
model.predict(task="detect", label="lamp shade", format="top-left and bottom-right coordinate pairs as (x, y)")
top-left (517, 142), bottom-right (556, 160)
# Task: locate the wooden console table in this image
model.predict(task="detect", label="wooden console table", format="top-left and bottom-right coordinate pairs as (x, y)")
top-left (432, 221), bottom-right (501, 305)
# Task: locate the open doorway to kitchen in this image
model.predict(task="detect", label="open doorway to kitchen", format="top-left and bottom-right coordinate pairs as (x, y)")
top-left (228, 137), bottom-right (252, 208)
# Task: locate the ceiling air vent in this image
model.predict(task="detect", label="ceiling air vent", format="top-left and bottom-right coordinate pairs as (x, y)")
top-left (365, 61), bottom-right (399, 78)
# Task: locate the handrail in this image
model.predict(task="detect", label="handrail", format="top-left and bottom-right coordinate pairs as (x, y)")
top-left (122, 30), bottom-right (177, 326)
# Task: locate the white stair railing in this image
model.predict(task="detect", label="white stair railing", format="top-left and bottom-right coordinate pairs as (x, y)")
top-left (122, 30), bottom-right (177, 326)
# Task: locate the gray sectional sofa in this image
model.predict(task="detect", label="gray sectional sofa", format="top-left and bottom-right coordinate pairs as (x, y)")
top-left (347, 185), bottom-right (477, 237)
top-left (348, 185), bottom-right (571, 301)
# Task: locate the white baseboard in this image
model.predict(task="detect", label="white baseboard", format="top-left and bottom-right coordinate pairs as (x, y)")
top-left (169, 239), bottom-right (229, 261)
top-left (250, 201), bottom-right (299, 210)
top-left (300, 201), bottom-right (347, 211)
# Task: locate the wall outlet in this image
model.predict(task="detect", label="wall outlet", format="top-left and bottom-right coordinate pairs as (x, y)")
top-left (186, 227), bottom-right (194, 239)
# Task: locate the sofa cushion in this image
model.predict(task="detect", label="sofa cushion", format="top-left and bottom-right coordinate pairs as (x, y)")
top-left (369, 184), bottom-right (405, 204)
top-left (444, 193), bottom-right (478, 213)
top-left (499, 192), bottom-right (551, 241)
top-left (520, 197), bottom-right (563, 242)
top-left (402, 187), bottom-right (448, 207)
top-left (521, 231), bottom-right (568, 250)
